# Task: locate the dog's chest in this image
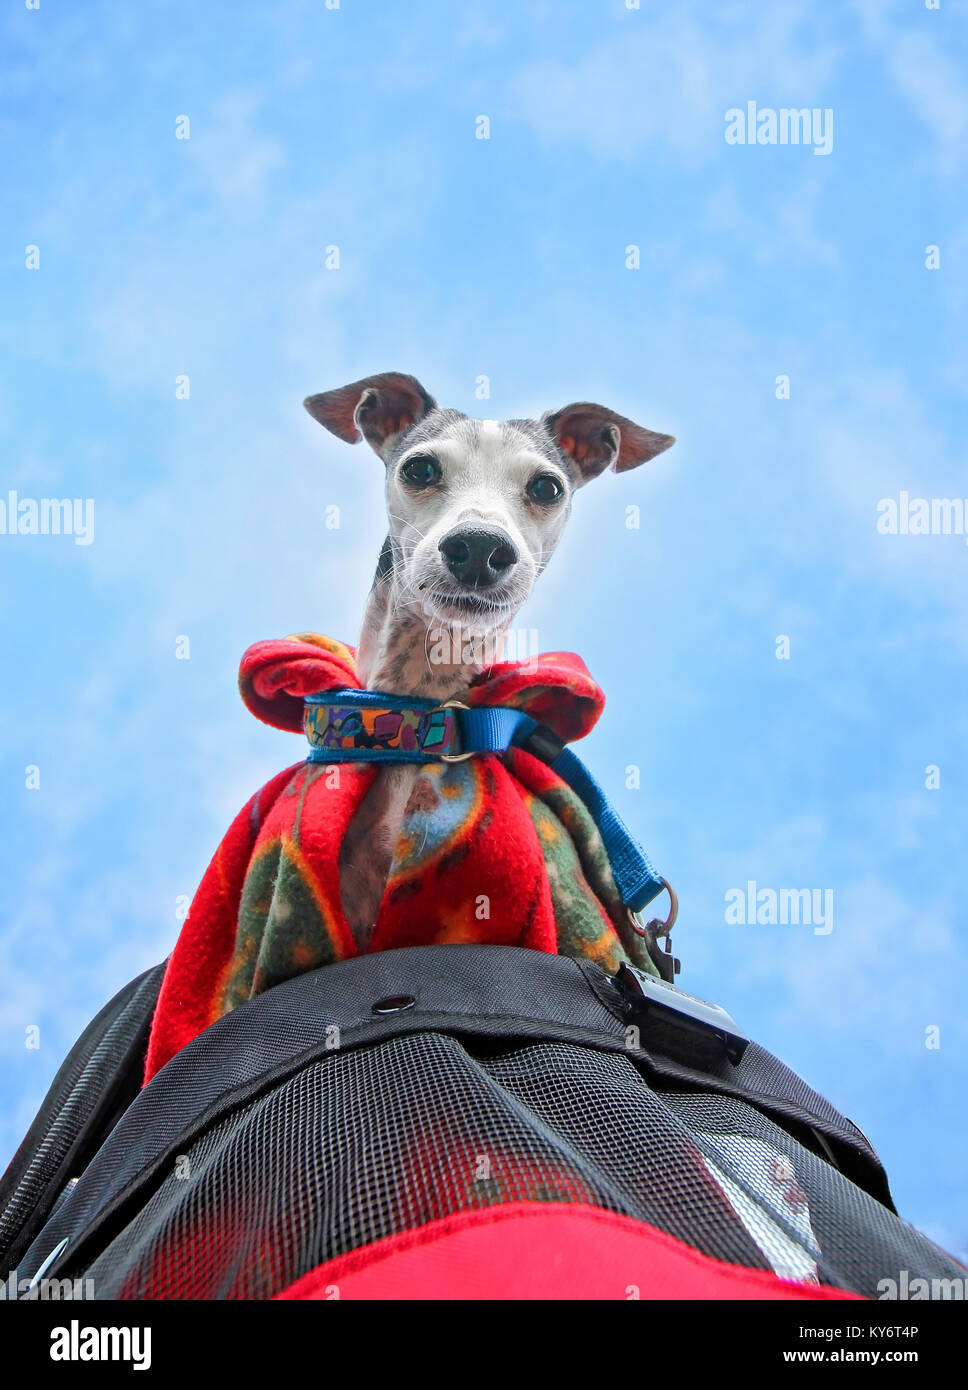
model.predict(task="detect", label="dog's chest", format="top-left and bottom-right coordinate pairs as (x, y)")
top-left (337, 760), bottom-right (484, 951)
top-left (337, 765), bottom-right (420, 949)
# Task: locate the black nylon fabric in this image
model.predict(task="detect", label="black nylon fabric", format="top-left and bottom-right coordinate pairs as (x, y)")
top-left (6, 945), bottom-right (963, 1300)
top-left (0, 963), bottom-right (165, 1272)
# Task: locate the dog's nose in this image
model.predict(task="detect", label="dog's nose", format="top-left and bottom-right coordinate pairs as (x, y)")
top-left (439, 527), bottom-right (518, 587)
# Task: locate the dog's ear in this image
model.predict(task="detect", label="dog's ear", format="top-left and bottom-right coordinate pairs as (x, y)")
top-left (543, 402), bottom-right (675, 485)
top-left (304, 372), bottom-right (437, 460)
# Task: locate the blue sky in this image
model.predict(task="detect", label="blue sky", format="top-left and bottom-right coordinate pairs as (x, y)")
top-left (1, 0), bottom-right (966, 1258)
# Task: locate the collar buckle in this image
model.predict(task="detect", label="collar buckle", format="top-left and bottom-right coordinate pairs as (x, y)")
top-left (434, 699), bottom-right (474, 762)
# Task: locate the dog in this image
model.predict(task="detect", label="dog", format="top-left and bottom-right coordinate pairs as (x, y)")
top-left (303, 372), bottom-right (675, 950)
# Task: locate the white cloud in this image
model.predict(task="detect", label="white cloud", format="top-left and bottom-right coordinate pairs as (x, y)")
top-left (853, 1), bottom-right (968, 171)
top-left (703, 177), bottom-right (841, 271)
top-left (185, 92), bottom-right (287, 203)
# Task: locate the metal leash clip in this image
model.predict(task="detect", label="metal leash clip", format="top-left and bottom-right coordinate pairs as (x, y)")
top-left (627, 876), bottom-right (680, 981)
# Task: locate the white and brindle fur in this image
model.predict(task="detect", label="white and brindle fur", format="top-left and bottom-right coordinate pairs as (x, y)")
top-left (303, 372), bottom-right (674, 950)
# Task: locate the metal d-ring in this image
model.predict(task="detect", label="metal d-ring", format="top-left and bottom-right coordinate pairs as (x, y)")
top-left (434, 698), bottom-right (475, 762)
top-left (627, 877), bottom-right (679, 940)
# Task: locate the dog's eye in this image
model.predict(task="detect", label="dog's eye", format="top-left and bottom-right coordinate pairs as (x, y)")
top-left (401, 454), bottom-right (441, 488)
top-left (527, 473), bottom-right (564, 504)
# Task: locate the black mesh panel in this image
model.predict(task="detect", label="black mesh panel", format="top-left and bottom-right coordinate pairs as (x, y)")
top-left (76, 1033), bottom-right (960, 1301)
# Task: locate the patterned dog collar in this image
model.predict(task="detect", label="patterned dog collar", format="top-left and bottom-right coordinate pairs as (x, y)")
top-left (304, 690), bottom-right (468, 763)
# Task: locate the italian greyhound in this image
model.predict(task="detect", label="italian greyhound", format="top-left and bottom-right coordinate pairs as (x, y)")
top-left (304, 372), bottom-right (674, 948)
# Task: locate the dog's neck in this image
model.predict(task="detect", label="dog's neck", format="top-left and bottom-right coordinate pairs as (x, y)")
top-left (355, 537), bottom-right (512, 700)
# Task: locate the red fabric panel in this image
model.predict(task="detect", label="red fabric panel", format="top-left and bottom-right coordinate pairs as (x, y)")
top-left (143, 761), bottom-right (305, 1084)
top-left (239, 634), bottom-right (360, 732)
top-left (273, 1202), bottom-right (865, 1301)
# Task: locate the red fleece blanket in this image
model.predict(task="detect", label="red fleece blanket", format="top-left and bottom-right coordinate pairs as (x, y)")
top-left (144, 633), bottom-right (656, 1083)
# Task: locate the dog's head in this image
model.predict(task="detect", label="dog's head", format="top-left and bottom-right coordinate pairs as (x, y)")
top-left (305, 371), bottom-right (674, 631)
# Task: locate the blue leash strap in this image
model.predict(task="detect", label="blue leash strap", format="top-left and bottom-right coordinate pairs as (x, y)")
top-left (459, 707), bottom-right (666, 912)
